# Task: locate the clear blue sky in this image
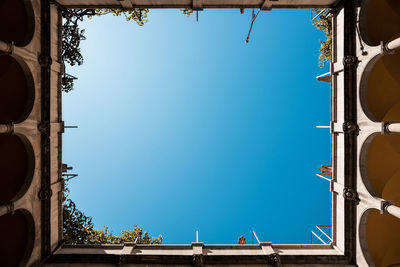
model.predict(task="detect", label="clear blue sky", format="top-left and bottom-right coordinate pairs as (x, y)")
top-left (63, 8), bottom-right (331, 245)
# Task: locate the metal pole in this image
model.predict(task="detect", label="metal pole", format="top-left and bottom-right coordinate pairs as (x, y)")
top-left (316, 226), bottom-right (332, 241)
top-left (316, 174), bottom-right (331, 181)
top-left (311, 231), bottom-right (327, 245)
top-left (252, 231), bottom-right (260, 244)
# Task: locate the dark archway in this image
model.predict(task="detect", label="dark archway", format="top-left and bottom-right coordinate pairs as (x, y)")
top-left (0, 0), bottom-right (35, 46)
top-left (359, 0), bottom-right (400, 46)
top-left (0, 134), bottom-right (35, 204)
top-left (0, 54), bottom-right (35, 124)
top-left (0, 209), bottom-right (35, 267)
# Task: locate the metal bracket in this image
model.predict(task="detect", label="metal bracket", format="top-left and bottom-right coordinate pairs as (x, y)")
top-left (342, 121), bottom-right (358, 133)
top-left (38, 122), bottom-right (50, 134)
top-left (38, 54), bottom-right (53, 67)
top-left (343, 188), bottom-right (359, 202)
top-left (342, 55), bottom-right (358, 67)
top-left (268, 253), bottom-right (282, 266)
top-left (332, 61), bottom-right (343, 74)
top-left (193, 254), bottom-right (204, 266)
top-left (115, 254), bottom-right (126, 266)
top-left (38, 187), bottom-right (53, 200)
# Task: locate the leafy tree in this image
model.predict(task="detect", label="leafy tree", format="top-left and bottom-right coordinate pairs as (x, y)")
top-left (63, 183), bottom-right (162, 244)
top-left (61, 8), bottom-right (149, 92)
top-left (61, 7), bottom-right (190, 92)
top-left (312, 9), bottom-right (332, 68)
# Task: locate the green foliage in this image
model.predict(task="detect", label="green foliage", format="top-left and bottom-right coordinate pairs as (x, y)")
top-left (61, 8), bottom-right (148, 93)
top-left (62, 183), bottom-right (162, 244)
top-left (63, 198), bottom-right (95, 244)
top-left (61, 9), bottom-right (89, 68)
top-left (89, 9), bottom-right (149, 25)
top-left (180, 8), bottom-right (193, 17)
top-left (86, 226), bottom-right (163, 244)
top-left (61, 75), bottom-right (75, 93)
top-left (312, 9), bottom-right (332, 68)
top-left (61, 7), bottom-right (192, 93)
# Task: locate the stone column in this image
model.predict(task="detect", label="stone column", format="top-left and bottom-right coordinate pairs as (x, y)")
top-left (0, 124), bottom-right (13, 134)
top-left (386, 204), bottom-right (400, 219)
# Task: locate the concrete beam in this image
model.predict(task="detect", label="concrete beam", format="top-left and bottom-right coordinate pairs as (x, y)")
top-left (117, 0), bottom-right (133, 9)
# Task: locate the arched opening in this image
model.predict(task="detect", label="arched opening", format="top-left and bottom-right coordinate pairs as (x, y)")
top-left (366, 210), bottom-right (400, 267)
top-left (366, 134), bottom-right (400, 200)
top-left (0, 210), bottom-right (35, 267)
top-left (0, 134), bottom-right (35, 204)
top-left (0, 55), bottom-right (35, 124)
top-left (0, 0), bottom-right (35, 46)
top-left (363, 50), bottom-right (400, 122)
top-left (359, 0), bottom-right (400, 46)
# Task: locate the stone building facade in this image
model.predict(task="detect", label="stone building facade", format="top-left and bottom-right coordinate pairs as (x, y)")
top-left (0, 0), bottom-right (399, 266)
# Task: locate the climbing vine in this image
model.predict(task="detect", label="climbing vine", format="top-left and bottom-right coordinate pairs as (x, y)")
top-left (312, 8), bottom-right (332, 68)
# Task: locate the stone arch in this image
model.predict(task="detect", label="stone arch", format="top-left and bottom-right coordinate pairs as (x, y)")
top-left (0, 209), bottom-right (35, 267)
top-left (362, 209), bottom-right (400, 267)
top-left (360, 49), bottom-right (400, 122)
top-left (0, 0), bottom-right (35, 46)
top-left (359, 0), bottom-right (400, 46)
top-left (0, 134), bottom-right (35, 204)
top-left (362, 133), bottom-right (400, 202)
top-left (0, 54), bottom-right (35, 124)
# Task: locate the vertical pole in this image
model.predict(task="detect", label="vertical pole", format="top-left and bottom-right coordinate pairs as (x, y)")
top-left (196, 230), bottom-right (198, 242)
top-left (343, 0), bottom-right (357, 263)
top-left (40, 0), bottom-right (52, 259)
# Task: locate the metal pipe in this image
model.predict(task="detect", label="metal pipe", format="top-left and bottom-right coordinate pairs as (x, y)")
top-left (386, 204), bottom-right (400, 219)
top-left (387, 37), bottom-right (400, 52)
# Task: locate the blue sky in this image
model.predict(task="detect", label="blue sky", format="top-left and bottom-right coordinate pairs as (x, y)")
top-left (63, 8), bottom-right (331, 245)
